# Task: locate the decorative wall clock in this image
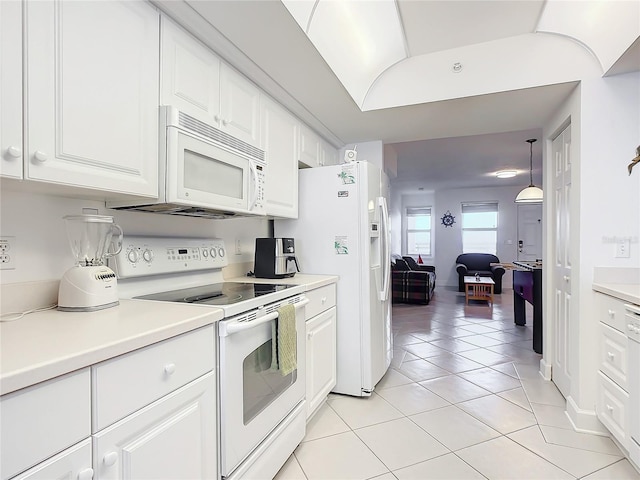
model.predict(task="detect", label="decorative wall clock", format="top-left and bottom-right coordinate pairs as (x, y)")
top-left (441, 211), bottom-right (456, 227)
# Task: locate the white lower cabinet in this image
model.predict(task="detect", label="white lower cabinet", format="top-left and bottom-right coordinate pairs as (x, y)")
top-left (93, 373), bottom-right (216, 480)
top-left (305, 284), bottom-right (337, 419)
top-left (11, 439), bottom-right (93, 480)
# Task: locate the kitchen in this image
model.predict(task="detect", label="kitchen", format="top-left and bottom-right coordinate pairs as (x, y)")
top-left (1, 1), bottom-right (640, 479)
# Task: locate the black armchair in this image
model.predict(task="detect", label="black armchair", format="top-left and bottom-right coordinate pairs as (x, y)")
top-left (455, 253), bottom-right (506, 294)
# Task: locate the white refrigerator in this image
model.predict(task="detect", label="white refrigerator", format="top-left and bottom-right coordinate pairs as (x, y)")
top-left (275, 161), bottom-right (392, 396)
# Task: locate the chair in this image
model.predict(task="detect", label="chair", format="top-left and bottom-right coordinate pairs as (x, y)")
top-left (455, 253), bottom-right (506, 294)
top-left (391, 256), bottom-right (436, 305)
top-left (403, 256), bottom-right (436, 274)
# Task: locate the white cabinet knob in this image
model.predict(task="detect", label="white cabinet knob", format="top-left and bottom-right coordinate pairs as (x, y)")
top-left (321, 297), bottom-right (327, 304)
top-left (77, 467), bottom-right (94, 480)
top-left (103, 452), bottom-right (118, 467)
top-left (607, 352), bottom-right (615, 361)
top-left (608, 309), bottom-right (616, 318)
top-left (563, 275), bottom-right (570, 282)
top-left (33, 150), bottom-right (48, 163)
top-left (6, 145), bottom-right (21, 158)
top-left (307, 332), bottom-right (314, 339)
top-left (222, 119), bottom-right (229, 126)
top-left (164, 363), bottom-right (176, 375)
top-left (606, 404), bottom-right (614, 414)
top-left (214, 115), bottom-right (221, 123)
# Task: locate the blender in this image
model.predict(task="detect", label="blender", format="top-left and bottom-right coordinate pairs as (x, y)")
top-left (58, 215), bottom-right (123, 311)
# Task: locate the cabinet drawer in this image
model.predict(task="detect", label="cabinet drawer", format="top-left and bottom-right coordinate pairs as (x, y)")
top-left (92, 325), bottom-right (215, 432)
top-left (11, 439), bottom-right (92, 480)
top-left (597, 371), bottom-right (629, 447)
top-left (0, 369), bottom-right (91, 480)
top-left (600, 322), bottom-right (628, 390)
top-left (305, 284), bottom-right (336, 320)
top-left (596, 292), bottom-right (627, 332)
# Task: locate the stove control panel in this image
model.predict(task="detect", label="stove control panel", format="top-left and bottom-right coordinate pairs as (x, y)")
top-left (110, 236), bottom-right (228, 278)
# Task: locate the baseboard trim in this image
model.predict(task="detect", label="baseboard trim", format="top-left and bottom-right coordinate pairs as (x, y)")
top-left (539, 358), bottom-right (552, 380)
top-left (565, 396), bottom-right (608, 435)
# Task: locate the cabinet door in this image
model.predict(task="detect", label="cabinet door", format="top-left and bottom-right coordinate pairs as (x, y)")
top-left (306, 307), bottom-right (337, 419)
top-left (11, 439), bottom-right (93, 480)
top-left (321, 141), bottom-right (339, 167)
top-left (219, 64), bottom-right (260, 147)
top-left (260, 97), bottom-right (299, 218)
top-left (0, 0), bottom-right (23, 179)
top-left (93, 373), bottom-right (216, 480)
top-left (25, 0), bottom-right (159, 197)
top-left (160, 16), bottom-right (220, 125)
top-left (299, 124), bottom-right (321, 168)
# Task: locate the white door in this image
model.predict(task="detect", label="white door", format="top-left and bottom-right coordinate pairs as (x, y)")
top-left (93, 373), bottom-right (216, 480)
top-left (0, 0), bottom-right (23, 179)
top-left (25, 0), bottom-right (159, 197)
top-left (260, 96), bottom-right (299, 218)
top-left (219, 64), bottom-right (260, 147)
top-left (552, 125), bottom-right (572, 397)
top-left (160, 16), bottom-right (221, 125)
top-left (517, 204), bottom-right (543, 261)
top-left (12, 440), bottom-right (92, 480)
top-left (306, 307), bottom-right (337, 418)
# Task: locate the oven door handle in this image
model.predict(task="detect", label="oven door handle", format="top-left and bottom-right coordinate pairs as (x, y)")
top-left (219, 298), bottom-right (309, 337)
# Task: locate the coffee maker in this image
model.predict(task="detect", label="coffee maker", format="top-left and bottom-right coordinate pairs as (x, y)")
top-left (254, 238), bottom-right (299, 279)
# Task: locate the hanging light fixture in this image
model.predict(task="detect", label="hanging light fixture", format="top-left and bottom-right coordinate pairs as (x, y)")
top-left (515, 138), bottom-right (543, 203)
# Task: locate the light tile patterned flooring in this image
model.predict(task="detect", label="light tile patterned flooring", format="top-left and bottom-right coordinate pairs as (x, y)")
top-left (275, 287), bottom-right (640, 480)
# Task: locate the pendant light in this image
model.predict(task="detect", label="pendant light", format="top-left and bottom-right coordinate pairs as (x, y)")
top-left (515, 138), bottom-right (543, 203)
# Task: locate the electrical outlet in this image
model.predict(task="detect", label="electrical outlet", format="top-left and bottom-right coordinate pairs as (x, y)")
top-left (235, 239), bottom-right (242, 255)
top-left (0, 236), bottom-right (16, 270)
top-left (615, 239), bottom-right (630, 258)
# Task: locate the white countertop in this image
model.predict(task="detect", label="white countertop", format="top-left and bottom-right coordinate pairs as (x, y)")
top-left (593, 283), bottom-right (640, 305)
top-left (228, 273), bottom-right (339, 291)
top-left (0, 299), bottom-right (223, 395)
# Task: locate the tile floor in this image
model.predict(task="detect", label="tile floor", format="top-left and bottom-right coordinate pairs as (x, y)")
top-left (275, 286), bottom-right (640, 480)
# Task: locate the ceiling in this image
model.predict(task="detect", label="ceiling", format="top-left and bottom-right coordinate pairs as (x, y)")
top-left (158, 0), bottom-right (636, 194)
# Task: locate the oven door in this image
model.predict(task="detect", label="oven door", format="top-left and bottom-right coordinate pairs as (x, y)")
top-left (165, 126), bottom-right (258, 214)
top-left (218, 297), bottom-right (307, 477)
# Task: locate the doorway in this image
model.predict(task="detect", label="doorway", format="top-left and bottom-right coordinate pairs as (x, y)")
top-left (517, 204), bottom-right (542, 262)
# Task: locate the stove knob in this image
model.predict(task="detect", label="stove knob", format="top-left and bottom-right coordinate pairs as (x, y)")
top-left (142, 249), bottom-right (154, 263)
top-left (127, 249), bottom-right (139, 263)
top-left (218, 247), bottom-right (226, 258)
top-left (210, 248), bottom-right (217, 258)
top-left (202, 249), bottom-right (209, 258)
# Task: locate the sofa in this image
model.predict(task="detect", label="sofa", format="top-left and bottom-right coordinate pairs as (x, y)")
top-left (455, 253), bottom-right (506, 294)
top-left (391, 256), bottom-right (436, 305)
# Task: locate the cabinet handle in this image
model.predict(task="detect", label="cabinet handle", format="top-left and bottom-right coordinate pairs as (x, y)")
top-left (164, 363), bottom-right (176, 375)
top-left (103, 452), bottom-right (118, 467)
top-left (33, 150), bottom-right (48, 163)
top-left (307, 332), bottom-right (314, 339)
top-left (6, 145), bottom-right (21, 158)
top-left (607, 352), bottom-right (615, 361)
top-left (563, 275), bottom-right (570, 282)
top-left (606, 404), bottom-right (614, 414)
top-left (608, 309), bottom-right (616, 318)
top-left (222, 119), bottom-right (229, 126)
top-left (321, 296), bottom-right (327, 304)
top-left (77, 467), bottom-right (94, 480)
top-left (214, 115), bottom-right (221, 123)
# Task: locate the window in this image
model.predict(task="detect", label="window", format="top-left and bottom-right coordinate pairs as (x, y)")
top-left (462, 202), bottom-right (498, 255)
top-left (406, 207), bottom-right (431, 256)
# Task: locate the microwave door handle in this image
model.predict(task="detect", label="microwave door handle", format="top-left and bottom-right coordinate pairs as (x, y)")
top-left (219, 298), bottom-right (309, 337)
top-left (249, 162), bottom-right (258, 211)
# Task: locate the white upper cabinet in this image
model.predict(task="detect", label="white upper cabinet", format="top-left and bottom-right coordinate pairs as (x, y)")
top-left (160, 16), bottom-right (220, 125)
top-left (299, 124), bottom-right (322, 168)
top-left (161, 16), bottom-right (260, 147)
top-left (24, 0), bottom-right (160, 198)
top-left (320, 140), bottom-right (339, 166)
top-left (0, 0), bottom-right (23, 179)
top-left (260, 96), bottom-right (298, 218)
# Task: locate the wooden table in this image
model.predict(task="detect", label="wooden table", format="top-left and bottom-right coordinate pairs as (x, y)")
top-left (464, 276), bottom-right (495, 305)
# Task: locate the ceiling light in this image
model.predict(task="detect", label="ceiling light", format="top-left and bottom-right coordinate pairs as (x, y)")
top-left (515, 139), bottom-right (543, 203)
top-left (496, 170), bottom-right (517, 179)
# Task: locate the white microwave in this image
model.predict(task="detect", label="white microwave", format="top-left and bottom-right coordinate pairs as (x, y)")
top-left (110, 106), bottom-right (266, 218)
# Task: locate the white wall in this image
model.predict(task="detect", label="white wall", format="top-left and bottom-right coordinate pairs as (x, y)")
top-left (0, 188), bottom-right (269, 284)
top-left (434, 185), bottom-right (523, 289)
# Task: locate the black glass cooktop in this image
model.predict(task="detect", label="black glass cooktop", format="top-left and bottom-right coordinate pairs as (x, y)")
top-left (134, 282), bottom-right (293, 306)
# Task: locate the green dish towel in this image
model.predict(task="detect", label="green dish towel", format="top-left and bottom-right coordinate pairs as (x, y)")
top-left (271, 304), bottom-right (297, 376)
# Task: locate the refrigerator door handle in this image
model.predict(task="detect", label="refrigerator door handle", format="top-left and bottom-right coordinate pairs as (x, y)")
top-left (378, 196), bottom-right (390, 301)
